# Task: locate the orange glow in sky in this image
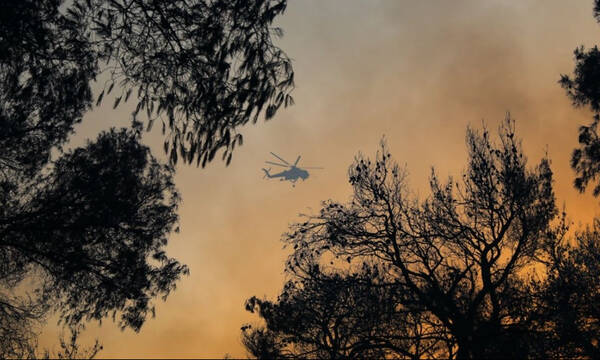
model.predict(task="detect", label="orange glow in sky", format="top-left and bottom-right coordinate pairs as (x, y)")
top-left (39, 1), bottom-right (600, 357)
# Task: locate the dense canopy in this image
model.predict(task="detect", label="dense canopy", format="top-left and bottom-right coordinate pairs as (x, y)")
top-left (0, 0), bottom-right (293, 357)
top-left (243, 120), bottom-right (600, 359)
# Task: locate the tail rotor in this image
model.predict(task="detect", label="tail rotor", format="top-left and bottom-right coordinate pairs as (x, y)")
top-left (262, 168), bottom-right (271, 179)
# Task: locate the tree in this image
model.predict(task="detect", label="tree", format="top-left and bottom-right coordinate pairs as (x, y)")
top-left (0, 291), bottom-right (48, 358)
top-left (559, 0), bottom-right (600, 195)
top-left (1, 0), bottom-right (293, 355)
top-left (529, 219), bottom-right (600, 359)
top-left (42, 329), bottom-right (103, 360)
top-left (0, 129), bottom-right (188, 357)
top-left (246, 117), bottom-right (559, 359)
top-left (15, 328), bottom-right (104, 360)
top-left (1, 0), bottom-right (294, 168)
top-left (243, 264), bottom-right (448, 359)
top-left (83, 0), bottom-right (295, 166)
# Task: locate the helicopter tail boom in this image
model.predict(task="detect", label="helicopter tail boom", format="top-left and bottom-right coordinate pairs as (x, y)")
top-left (262, 168), bottom-right (272, 178)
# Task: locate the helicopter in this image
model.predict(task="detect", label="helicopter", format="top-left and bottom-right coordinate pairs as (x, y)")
top-left (262, 152), bottom-right (323, 186)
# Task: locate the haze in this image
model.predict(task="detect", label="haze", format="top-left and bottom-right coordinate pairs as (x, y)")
top-left (39, 0), bottom-right (600, 357)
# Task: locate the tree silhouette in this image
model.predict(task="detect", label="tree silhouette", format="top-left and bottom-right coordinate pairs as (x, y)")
top-left (243, 264), bottom-right (450, 359)
top-left (84, 0), bottom-right (295, 166)
top-left (1, 0), bottom-right (294, 168)
top-left (529, 218), bottom-right (600, 358)
top-left (0, 0), bottom-right (97, 179)
top-left (245, 117), bottom-right (564, 359)
top-left (8, 327), bottom-right (103, 360)
top-left (1, 0), bottom-right (293, 355)
top-left (0, 129), bottom-right (188, 356)
top-left (560, 0), bottom-right (600, 195)
top-left (0, 290), bottom-right (48, 358)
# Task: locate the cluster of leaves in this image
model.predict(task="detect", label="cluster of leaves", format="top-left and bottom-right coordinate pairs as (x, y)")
top-left (0, 127), bottom-right (189, 356)
top-left (243, 264), bottom-right (447, 359)
top-left (529, 220), bottom-right (600, 359)
top-left (76, 0), bottom-right (294, 166)
top-left (11, 327), bottom-right (103, 360)
top-left (243, 118), bottom-right (600, 359)
top-left (1, 0), bottom-right (294, 356)
top-left (0, 292), bottom-right (49, 358)
top-left (0, 1), bottom-right (99, 355)
top-left (11, 129), bottom-right (187, 331)
top-left (560, 0), bottom-right (600, 196)
top-left (0, 0), bottom-right (97, 182)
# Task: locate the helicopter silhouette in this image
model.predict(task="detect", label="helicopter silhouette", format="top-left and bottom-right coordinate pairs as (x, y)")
top-left (262, 152), bottom-right (323, 186)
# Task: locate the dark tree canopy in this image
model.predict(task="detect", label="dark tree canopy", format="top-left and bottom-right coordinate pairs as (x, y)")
top-left (1, 0), bottom-right (294, 168)
top-left (0, 129), bottom-right (188, 357)
top-left (570, 116), bottom-right (600, 195)
top-left (243, 264), bottom-right (445, 359)
top-left (560, 0), bottom-right (600, 195)
top-left (84, 0), bottom-right (295, 166)
top-left (0, 0), bottom-right (293, 356)
top-left (243, 118), bottom-right (594, 359)
top-left (560, 46), bottom-right (600, 113)
top-left (0, 292), bottom-right (48, 358)
top-left (556, 6), bottom-right (600, 354)
top-left (21, 129), bottom-right (186, 331)
top-left (7, 328), bottom-right (104, 360)
top-left (0, 0), bottom-right (96, 179)
top-left (530, 220), bottom-right (600, 359)
top-left (1, 1), bottom-right (99, 355)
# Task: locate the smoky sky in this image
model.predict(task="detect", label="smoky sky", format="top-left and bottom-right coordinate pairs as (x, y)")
top-left (39, 1), bottom-right (600, 357)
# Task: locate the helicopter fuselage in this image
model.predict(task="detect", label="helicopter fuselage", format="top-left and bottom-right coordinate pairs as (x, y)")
top-left (263, 166), bottom-right (309, 182)
top-left (262, 152), bottom-right (321, 186)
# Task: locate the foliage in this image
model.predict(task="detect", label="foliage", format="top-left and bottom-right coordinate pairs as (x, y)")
top-left (531, 219), bottom-right (600, 358)
top-left (26, 328), bottom-right (103, 360)
top-left (560, 0), bottom-right (600, 195)
top-left (78, 0), bottom-right (294, 166)
top-left (245, 118), bottom-right (566, 359)
top-left (243, 264), bottom-right (447, 359)
top-left (0, 129), bottom-right (188, 357)
top-left (14, 129), bottom-right (186, 331)
top-left (570, 115), bottom-right (600, 195)
top-left (44, 329), bottom-right (103, 360)
top-left (560, 46), bottom-right (600, 113)
top-left (0, 0), bottom-right (97, 180)
top-left (2, 0), bottom-right (294, 168)
top-left (0, 1), bottom-right (99, 351)
top-left (0, 292), bottom-right (48, 359)
top-left (555, 4), bottom-right (600, 355)
top-left (1, 0), bottom-right (293, 355)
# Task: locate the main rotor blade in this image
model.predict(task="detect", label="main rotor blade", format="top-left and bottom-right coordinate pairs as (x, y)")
top-left (293, 155), bottom-right (301, 166)
top-left (303, 166), bottom-right (324, 169)
top-left (270, 152), bottom-right (289, 165)
top-left (265, 161), bottom-right (289, 167)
